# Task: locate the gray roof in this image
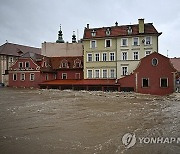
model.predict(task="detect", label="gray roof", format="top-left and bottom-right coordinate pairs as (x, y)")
top-left (0, 42), bottom-right (41, 56)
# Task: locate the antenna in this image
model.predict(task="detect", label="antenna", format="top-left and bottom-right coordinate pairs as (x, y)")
top-left (167, 50), bottom-right (169, 57)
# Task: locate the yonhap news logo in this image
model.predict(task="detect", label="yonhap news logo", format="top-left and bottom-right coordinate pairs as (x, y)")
top-left (122, 133), bottom-right (180, 149)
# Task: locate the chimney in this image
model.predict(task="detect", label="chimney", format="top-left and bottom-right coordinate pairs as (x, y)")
top-left (138, 18), bottom-right (144, 33)
top-left (115, 21), bottom-right (118, 26)
top-left (87, 24), bottom-right (89, 29)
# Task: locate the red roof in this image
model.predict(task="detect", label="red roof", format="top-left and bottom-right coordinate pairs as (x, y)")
top-left (83, 23), bottom-right (161, 39)
top-left (50, 56), bottom-right (83, 69)
top-left (39, 79), bottom-right (119, 86)
top-left (170, 58), bottom-right (180, 72)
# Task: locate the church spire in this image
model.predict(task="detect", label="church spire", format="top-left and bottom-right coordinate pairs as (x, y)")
top-left (56, 25), bottom-right (65, 43)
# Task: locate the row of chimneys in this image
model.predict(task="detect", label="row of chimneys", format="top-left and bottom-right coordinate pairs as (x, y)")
top-left (86, 19), bottom-right (145, 34)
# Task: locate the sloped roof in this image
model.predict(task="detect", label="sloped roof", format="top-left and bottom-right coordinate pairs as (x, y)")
top-left (170, 58), bottom-right (180, 72)
top-left (50, 56), bottom-right (83, 69)
top-left (0, 42), bottom-right (41, 56)
top-left (83, 23), bottom-right (162, 39)
top-left (22, 52), bottom-right (43, 60)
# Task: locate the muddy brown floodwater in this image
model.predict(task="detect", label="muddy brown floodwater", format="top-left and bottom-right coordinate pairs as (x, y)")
top-left (0, 87), bottom-right (180, 154)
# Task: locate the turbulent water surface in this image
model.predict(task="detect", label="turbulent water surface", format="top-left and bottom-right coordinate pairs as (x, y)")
top-left (0, 87), bottom-right (180, 154)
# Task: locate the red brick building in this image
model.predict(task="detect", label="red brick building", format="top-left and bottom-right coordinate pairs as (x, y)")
top-left (9, 52), bottom-right (55, 88)
top-left (119, 52), bottom-right (177, 95)
top-left (50, 56), bottom-right (84, 80)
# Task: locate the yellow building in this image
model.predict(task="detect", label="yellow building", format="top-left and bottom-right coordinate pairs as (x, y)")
top-left (83, 19), bottom-right (162, 79)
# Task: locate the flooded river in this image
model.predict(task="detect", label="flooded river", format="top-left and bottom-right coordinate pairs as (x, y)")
top-left (0, 88), bottom-right (180, 154)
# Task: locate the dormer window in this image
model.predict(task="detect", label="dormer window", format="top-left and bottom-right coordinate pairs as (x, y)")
top-left (25, 62), bottom-right (30, 68)
top-left (43, 61), bottom-right (47, 67)
top-left (60, 59), bottom-right (69, 68)
top-left (73, 59), bottom-right (82, 68)
top-left (127, 26), bottom-right (132, 35)
top-left (91, 29), bottom-right (96, 37)
top-left (106, 28), bottom-right (111, 36)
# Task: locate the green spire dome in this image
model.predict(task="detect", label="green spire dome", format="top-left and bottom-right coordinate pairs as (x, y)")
top-left (56, 25), bottom-right (65, 43)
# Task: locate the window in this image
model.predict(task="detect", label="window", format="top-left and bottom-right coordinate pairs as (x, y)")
top-left (45, 74), bottom-right (48, 80)
top-left (13, 74), bottom-right (17, 81)
top-left (54, 74), bottom-right (57, 79)
top-left (142, 78), bottom-right (149, 87)
top-left (87, 53), bottom-right (92, 62)
top-left (133, 52), bottom-right (139, 60)
top-left (145, 36), bottom-right (151, 45)
top-left (110, 52), bottom-right (115, 61)
top-left (122, 67), bottom-right (128, 76)
top-left (30, 73), bottom-right (35, 81)
top-left (91, 30), bottom-right (96, 37)
top-left (62, 73), bottom-right (67, 79)
top-left (19, 62), bottom-right (23, 68)
top-left (152, 58), bottom-right (158, 66)
top-left (21, 73), bottom-right (25, 81)
top-left (43, 61), bottom-right (47, 67)
top-left (105, 39), bottom-right (111, 48)
top-left (102, 69), bottom-right (107, 78)
top-left (25, 62), bottom-right (30, 68)
top-left (95, 53), bottom-right (100, 61)
top-left (9, 57), bottom-right (13, 63)
top-left (87, 70), bottom-right (93, 78)
top-left (110, 69), bottom-right (115, 78)
top-left (145, 51), bottom-right (151, 56)
top-left (121, 38), bottom-right (128, 46)
top-left (75, 62), bottom-right (80, 68)
top-left (91, 40), bottom-right (96, 48)
top-left (94, 70), bottom-right (100, 78)
top-left (106, 28), bottom-right (111, 35)
top-left (122, 52), bottom-right (127, 60)
top-left (133, 37), bottom-right (139, 46)
top-left (160, 78), bottom-right (168, 88)
top-left (61, 62), bottom-right (67, 68)
top-left (102, 53), bottom-right (107, 61)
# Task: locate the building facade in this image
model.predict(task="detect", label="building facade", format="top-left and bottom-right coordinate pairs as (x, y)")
top-left (0, 42), bottom-right (41, 86)
top-left (83, 19), bottom-right (162, 79)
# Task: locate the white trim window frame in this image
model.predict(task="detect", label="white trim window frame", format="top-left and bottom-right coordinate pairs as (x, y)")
top-left (110, 69), bottom-right (115, 78)
top-left (133, 51), bottom-right (139, 60)
top-left (109, 52), bottom-right (115, 61)
top-left (122, 52), bottom-right (128, 60)
top-left (87, 53), bottom-right (93, 62)
top-left (87, 69), bottom-right (93, 79)
top-left (90, 40), bottom-right (97, 49)
top-left (62, 73), bottom-right (67, 79)
top-left (20, 73), bottom-right (25, 81)
top-left (94, 69), bottom-right (100, 78)
top-left (121, 38), bottom-right (128, 46)
top-left (132, 37), bottom-right (139, 46)
top-left (45, 74), bottom-right (49, 80)
top-left (13, 73), bottom-right (17, 81)
top-left (102, 52), bottom-right (107, 61)
top-left (25, 61), bottom-right (30, 68)
top-left (94, 53), bottom-right (100, 62)
top-left (160, 78), bottom-right (168, 88)
top-left (102, 69), bottom-right (108, 78)
top-left (122, 66), bottom-right (128, 76)
top-left (30, 73), bottom-right (35, 81)
top-left (105, 39), bottom-right (112, 48)
top-left (145, 36), bottom-right (152, 45)
top-left (19, 62), bottom-right (23, 68)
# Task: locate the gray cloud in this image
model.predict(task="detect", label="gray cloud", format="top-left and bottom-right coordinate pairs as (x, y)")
top-left (0, 0), bottom-right (180, 57)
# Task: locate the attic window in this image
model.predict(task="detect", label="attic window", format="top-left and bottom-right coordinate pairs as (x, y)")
top-left (106, 28), bottom-right (111, 36)
top-left (62, 62), bottom-right (67, 68)
top-left (127, 26), bottom-right (133, 35)
top-left (152, 58), bottom-right (158, 66)
top-left (91, 29), bottom-right (96, 37)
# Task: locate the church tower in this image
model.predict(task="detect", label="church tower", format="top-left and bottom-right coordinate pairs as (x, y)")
top-left (56, 25), bottom-right (65, 43)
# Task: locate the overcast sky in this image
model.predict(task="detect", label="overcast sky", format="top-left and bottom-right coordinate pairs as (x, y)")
top-left (0, 0), bottom-right (180, 57)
